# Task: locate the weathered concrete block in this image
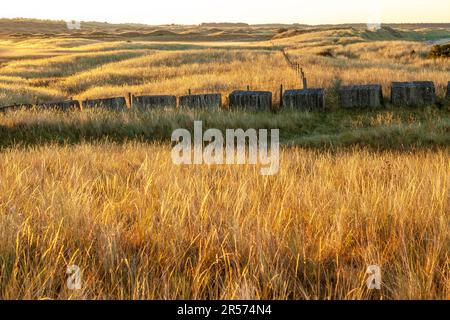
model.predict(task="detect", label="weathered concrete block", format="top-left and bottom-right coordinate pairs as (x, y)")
top-left (0, 104), bottom-right (33, 113)
top-left (179, 94), bottom-right (221, 109)
top-left (132, 95), bottom-right (177, 109)
top-left (37, 100), bottom-right (81, 110)
top-left (339, 84), bottom-right (383, 108)
top-left (229, 91), bottom-right (272, 111)
top-left (82, 97), bottom-right (127, 110)
top-left (391, 81), bottom-right (436, 107)
top-left (283, 88), bottom-right (325, 110)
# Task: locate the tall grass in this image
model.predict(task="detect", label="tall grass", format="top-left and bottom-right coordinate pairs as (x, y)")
top-left (0, 143), bottom-right (448, 299)
top-left (0, 107), bottom-right (449, 149)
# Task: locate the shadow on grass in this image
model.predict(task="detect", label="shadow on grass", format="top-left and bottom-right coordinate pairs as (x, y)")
top-left (0, 106), bottom-right (449, 151)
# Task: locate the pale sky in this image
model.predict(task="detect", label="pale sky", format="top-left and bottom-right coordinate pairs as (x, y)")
top-left (1, 0), bottom-right (449, 25)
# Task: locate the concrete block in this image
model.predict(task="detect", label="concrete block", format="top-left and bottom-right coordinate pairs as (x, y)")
top-left (179, 94), bottom-right (221, 109)
top-left (283, 88), bottom-right (325, 110)
top-left (229, 90), bottom-right (272, 111)
top-left (132, 95), bottom-right (177, 109)
top-left (37, 100), bottom-right (81, 110)
top-left (391, 81), bottom-right (436, 107)
top-left (82, 97), bottom-right (127, 110)
top-left (339, 84), bottom-right (383, 108)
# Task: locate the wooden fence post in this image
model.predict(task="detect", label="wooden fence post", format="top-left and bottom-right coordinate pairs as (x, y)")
top-left (299, 68), bottom-right (308, 89)
top-left (280, 84), bottom-right (283, 108)
top-left (128, 92), bottom-right (133, 108)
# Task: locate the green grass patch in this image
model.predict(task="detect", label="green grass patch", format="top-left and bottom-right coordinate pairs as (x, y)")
top-left (0, 106), bottom-right (449, 150)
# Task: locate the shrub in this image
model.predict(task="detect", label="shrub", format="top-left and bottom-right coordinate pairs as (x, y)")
top-left (317, 49), bottom-right (334, 57)
top-left (428, 44), bottom-right (450, 58)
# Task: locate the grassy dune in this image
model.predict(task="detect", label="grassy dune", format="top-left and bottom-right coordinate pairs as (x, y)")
top-left (0, 21), bottom-right (449, 300)
top-left (1, 25), bottom-right (449, 106)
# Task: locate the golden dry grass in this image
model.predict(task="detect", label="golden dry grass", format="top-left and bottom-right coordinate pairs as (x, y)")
top-left (0, 143), bottom-right (448, 299)
top-left (1, 25), bottom-right (449, 106)
top-left (0, 22), bottom-right (449, 300)
top-left (276, 29), bottom-right (450, 96)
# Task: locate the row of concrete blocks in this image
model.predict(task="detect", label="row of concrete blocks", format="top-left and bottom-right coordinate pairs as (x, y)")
top-left (0, 95), bottom-right (221, 112)
top-left (1, 82), bottom-right (448, 112)
top-left (133, 82), bottom-right (446, 110)
top-left (284, 81), bottom-right (445, 110)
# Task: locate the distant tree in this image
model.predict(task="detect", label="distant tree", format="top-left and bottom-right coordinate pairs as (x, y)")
top-left (277, 28), bottom-right (289, 34)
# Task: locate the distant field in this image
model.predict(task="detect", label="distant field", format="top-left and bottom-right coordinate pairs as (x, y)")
top-left (0, 21), bottom-right (449, 107)
top-left (0, 19), bottom-right (449, 300)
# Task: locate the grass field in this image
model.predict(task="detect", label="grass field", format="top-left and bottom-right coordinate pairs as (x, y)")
top-left (1, 21), bottom-right (449, 106)
top-left (0, 107), bottom-right (449, 150)
top-left (0, 19), bottom-right (449, 300)
top-left (0, 143), bottom-right (448, 299)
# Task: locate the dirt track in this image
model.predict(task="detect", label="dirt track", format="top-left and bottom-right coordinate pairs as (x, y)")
top-left (427, 38), bottom-right (450, 45)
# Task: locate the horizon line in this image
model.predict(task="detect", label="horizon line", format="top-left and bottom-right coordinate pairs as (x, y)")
top-left (1, 17), bottom-right (450, 27)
